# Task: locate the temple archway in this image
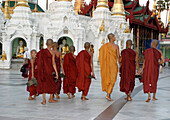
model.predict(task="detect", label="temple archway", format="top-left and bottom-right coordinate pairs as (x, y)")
top-left (12, 38), bottom-right (27, 59)
top-left (57, 36), bottom-right (73, 52)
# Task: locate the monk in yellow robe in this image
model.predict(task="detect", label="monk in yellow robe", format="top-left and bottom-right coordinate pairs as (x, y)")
top-left (99, 33), bottom-right (120, 101)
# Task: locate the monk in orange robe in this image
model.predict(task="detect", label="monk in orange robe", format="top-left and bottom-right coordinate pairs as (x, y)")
top-left (120, 40), bottom-right (139, 101)
top-left (37, 39), bottom-right (58, 105)
top-left (99, 33), bottom-right (120, 101)
top-left (140, 40), bottom-right (164, 102)
top-left (27, 50), bottom-right (37, 100)
top-left (63, 46), bottom-right (77, 99)
top-left (76, 42), bottom-right (95, 100)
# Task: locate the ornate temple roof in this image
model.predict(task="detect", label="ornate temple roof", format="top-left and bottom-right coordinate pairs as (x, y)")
top-left (79, 0), bottom-right (168, 33)
top-left (1, 1), bottom-right (44, 15)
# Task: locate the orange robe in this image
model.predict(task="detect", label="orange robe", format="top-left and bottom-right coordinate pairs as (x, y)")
top-left (120, 48), bottom-right (136, 94)
top-left (141, 48), bottom-right (161, 93)
top-left (37, 49), bottom-right (56, 94)
top-left (99, 43), bottom-right (118, 94)
top-left (76, 50), bottom-right (92, 96)
top-left (63, 53), bottom-right (77, 95)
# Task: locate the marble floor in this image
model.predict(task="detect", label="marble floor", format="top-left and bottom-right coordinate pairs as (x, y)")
top-left (0, 68), bottom-right (169, 120)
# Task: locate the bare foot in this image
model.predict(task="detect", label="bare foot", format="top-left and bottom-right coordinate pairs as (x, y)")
top-left (56, 94), bottom-right (60, 99)
top-left (145, 97), bottom-right (151, 102)
top-left (82, 97), bottom-right (89, 100)
top-left (72, 94), bottom-right (75, 98)
top-left (28, 96), bottom-right (35, 100)
top-left (153, 98), bottom-right (158, 101)
top-left (67, 93), bottom-right (71, 99)
top-left (105, 96), bottom-right (113, 101)
top-left (41, 100), bottom-right (46, 105)
top-left (48, 99), bottom-right (58, 103)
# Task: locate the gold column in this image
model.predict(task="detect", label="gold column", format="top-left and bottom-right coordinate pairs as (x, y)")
top-left (137, 25), bottom-right (140, 54)
top-left (157, 5), bottom-right (161, 21)
top-left (17, 0), bottom-right (29, 7)
top-left (4, 0), bottom-right (11, 20)
top-left (152, 0), bottom-right (156, 16)
top-left (112, 0), bottom-right (125, 16)
top-left (97, 0), bottom-right (108, 8)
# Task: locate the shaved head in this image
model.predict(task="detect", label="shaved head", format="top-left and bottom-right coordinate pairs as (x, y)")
top-left (46, 39), bottom-right (53, 46)
top-left (69, 46), bottom-right (75, 52)
top-left (107, 33), bottom-right (115, 42)
top-left (126, 40), bottom-right (132, 46)
top-left (84, 42), bottom-right (90, 49)
top-left (151, 40), bottom-right (158, 47)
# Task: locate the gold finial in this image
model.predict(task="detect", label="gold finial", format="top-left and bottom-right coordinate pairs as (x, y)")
top-left (4, 0), bottom-right (11, 20)
top-left (32, 4), bottom-right (38, 12)
top-left (120, 23), bottom-right (122, 28)
top-left (17, 0), bottom-right (29, 7)
top-left (112, 0), bottom-right (125, 16)
top-left (74, 0), bottom-right (84, 15)
top-left (97, 0), bottom-right (108, 8)
top-left (123, 25), bottom-right (131, 33)
top-left (152, 0), bottom-right (156, 16)
top-left (100, 20), bottom-right (105, 32)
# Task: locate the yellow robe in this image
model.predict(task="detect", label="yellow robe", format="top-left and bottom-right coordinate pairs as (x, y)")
top-left (99, 43), bottom-right (118, 94)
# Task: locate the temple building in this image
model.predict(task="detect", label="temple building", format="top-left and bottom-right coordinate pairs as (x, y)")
top-left (0, 0), bottom-right (168, 69)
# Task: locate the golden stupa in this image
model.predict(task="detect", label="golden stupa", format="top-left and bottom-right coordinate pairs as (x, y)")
top-left (112, 0), bottom-right (125, 16)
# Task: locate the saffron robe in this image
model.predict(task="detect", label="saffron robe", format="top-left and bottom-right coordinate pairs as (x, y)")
top-left (55, 55), bottom-right (62, 95)
top-left (141, 48), bottom-right (161, 93)
top-left (76, 50), bottom-right (92, 96)
top-left (120, 48), bottom-right (136, 94)
top-left (37, 49), bottom-right (56, 94)
top-left (99, 43), bottom-right (118, 94)
top-left (27, 59), bottom-right (37, 96)
top-left (63, 53), bottom-right (77, 95)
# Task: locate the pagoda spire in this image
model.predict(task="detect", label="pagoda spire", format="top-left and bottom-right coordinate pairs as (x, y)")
top-left (97, 0), bottom-right (108, 8)
top-left (4, 0), bottom-right (11, 20)
top-left (17, 0), bottom-right (29, 7)
top-left (152, 0), bottom-right (156, 16)
top-left (111, 0), bottom-right (125, 16)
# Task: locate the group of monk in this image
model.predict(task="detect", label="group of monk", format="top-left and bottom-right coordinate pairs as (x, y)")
top-left (99, 33), bottom-right (164, 102)
top-left (27, 39), bottom-right (95, 104)
top-left (27, 33), bottom-right (165, 105)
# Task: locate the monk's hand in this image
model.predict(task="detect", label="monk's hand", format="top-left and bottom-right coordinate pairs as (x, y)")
top-left (55, 73), bottom-right (58, 79)
top-left (62, 70), bottom-right (65, 75)
top-left (92, 72), bottom-right (95, 78)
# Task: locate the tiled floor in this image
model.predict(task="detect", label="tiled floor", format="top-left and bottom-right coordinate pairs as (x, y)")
top-left (0, 68), bottom-right (169, 120)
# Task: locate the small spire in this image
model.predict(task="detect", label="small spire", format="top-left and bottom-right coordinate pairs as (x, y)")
top-left (112, 0), bottom-right (125, 16)
top-left (100, 20), bottom-right (105, 32)
top-left (152, 0), bottom-right (156, 16)
top-left (4, 0), bottom-right (11, 20)
top-left (97, 0), bottom-right (108, 8)
top-left (92, 4), bottom-right (95, 17)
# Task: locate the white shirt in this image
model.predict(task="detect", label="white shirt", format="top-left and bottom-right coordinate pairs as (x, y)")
top-left (24, 51), bottom-right (31, 59)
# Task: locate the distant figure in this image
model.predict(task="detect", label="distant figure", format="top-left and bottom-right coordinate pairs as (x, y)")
top-left (1, 51), bottom-right (7, 61)
top-left (22, 47), bottom-right (30, 78)
top-left (99, 33), bottom-right (120, 101)
top-left (63, 46), bottom-right (77, 99)
top-left (52, 42), bottom-right (65, 99)
top-left (37, 39), bottom-right (58, 105)
top-left (76, 42), bottom-right (95, 100)
top-left (27, 50), bottom-right (37, 100)
top-left (120, 40), bottom-right (139, 101)
top-left (165, 57), bottom-right (169, 68)
top-left (140, 40), bottom-right (165, 102)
